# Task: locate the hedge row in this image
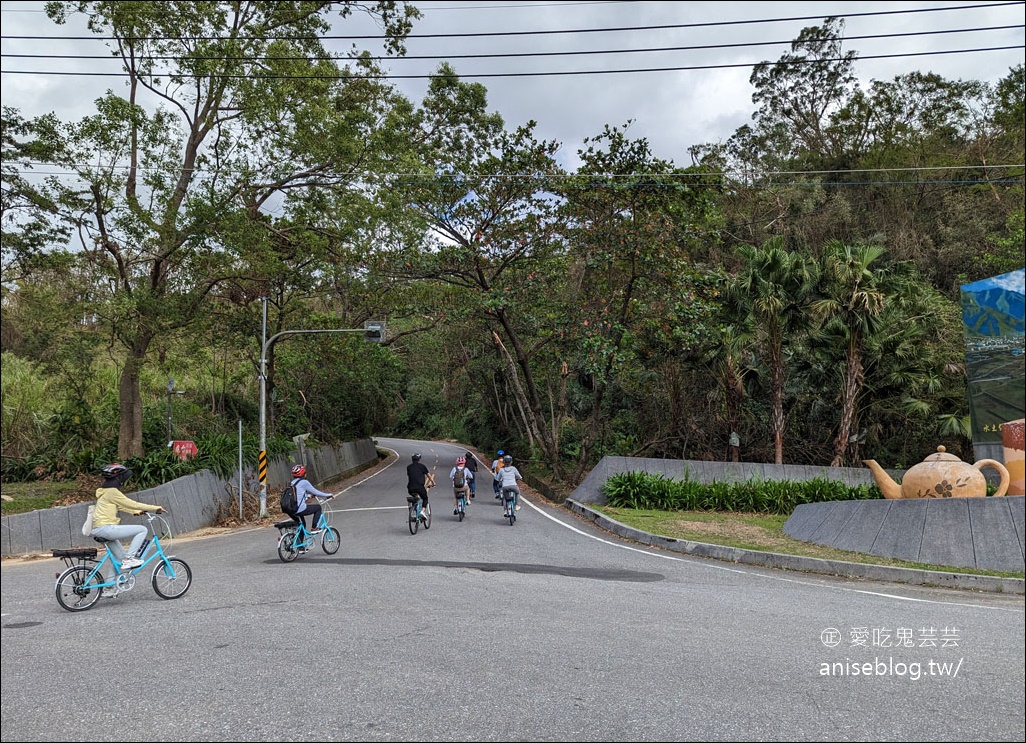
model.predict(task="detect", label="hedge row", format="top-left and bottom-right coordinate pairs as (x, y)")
top-left (601, 470), bottom-right (881, 515)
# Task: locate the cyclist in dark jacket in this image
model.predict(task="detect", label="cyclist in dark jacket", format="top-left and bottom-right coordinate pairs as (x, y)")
top-left (406, 452), bottom-right (435, 518)
top-left (464, 450), bottom-right (479, 498)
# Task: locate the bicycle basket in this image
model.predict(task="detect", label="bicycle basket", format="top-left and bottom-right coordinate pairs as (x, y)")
top-left (152, 513), bottom-right (174, 548)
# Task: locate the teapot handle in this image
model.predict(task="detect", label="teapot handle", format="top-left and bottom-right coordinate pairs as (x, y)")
top-left (974, 459), bottom-right (1009, 496)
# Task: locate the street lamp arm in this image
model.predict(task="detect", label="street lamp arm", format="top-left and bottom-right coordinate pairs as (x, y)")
top-left (261, 327), bottom-right (369, 357)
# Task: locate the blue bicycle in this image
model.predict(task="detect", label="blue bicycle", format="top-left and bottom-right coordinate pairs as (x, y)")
top-left (275, 495), bottom-right (341, 562)
top-left (53, 511), bottom-right (191, 612)
top-left (454, 489), bottom-right (469, 521)
top-left (501, 487), bottom-right (517, 526)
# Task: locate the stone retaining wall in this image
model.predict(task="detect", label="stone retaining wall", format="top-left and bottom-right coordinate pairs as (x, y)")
top-left (1, 438), bottom-right (378, 557)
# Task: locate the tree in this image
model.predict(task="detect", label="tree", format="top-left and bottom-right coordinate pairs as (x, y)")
top-left (723, 237), bottom-right (819, 464)
top-left (809, 242), bottom-right (889, 466)
top-left (747, 17), bottom-right (858, 167)
top-left (805, 244), bottom-right (958, 466)
top-left (379, 66), bottom-right (579, 473)
top-left (9, 1), bottom-right (417, 458)
top-left (557, 123), bottom-right (718, 478)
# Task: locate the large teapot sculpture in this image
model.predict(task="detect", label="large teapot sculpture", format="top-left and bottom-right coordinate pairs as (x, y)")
top-left (864, 446), bottom-right (1009, 499)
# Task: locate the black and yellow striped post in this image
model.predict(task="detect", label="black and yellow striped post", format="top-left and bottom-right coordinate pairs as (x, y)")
top-left (258, 449), bottom-right (268, 517)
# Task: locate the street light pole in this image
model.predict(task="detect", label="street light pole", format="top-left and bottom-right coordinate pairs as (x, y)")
top-left (257, 322), bottom-right (385, 517)
top-left (258, 298), bottom-right (268, 517)
top-left (166, 378), bottom-right (185, 442)
top-left (166, 377), bottom-right (175, 442)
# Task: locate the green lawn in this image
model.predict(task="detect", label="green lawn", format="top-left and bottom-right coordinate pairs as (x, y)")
top-left (0, 481), bottom-right (88, 516)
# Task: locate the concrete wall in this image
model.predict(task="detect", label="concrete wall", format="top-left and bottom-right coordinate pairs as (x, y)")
top-left (1, 438), bottom-right (378, 557)
top-left (783, 496), bottom-right (1025, 573)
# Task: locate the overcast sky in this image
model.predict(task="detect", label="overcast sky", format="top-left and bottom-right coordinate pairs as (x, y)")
top-left (1, 0), bottom-right (1023, 170)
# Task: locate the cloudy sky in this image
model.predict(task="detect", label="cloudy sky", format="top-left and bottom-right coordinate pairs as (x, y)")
top-left (1, 0), bottom-right (1023, 170)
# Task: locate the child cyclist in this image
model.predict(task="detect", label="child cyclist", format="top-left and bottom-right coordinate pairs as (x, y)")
top-left (450, 456), bottom-right (474, 514)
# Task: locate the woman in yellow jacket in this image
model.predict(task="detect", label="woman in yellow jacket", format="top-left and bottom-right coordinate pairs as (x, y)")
top-left (90, 463), bottom-right (164, 569)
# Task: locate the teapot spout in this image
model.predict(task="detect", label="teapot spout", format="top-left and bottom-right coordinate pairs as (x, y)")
top-left (863, 459), bottom-right (902, 499)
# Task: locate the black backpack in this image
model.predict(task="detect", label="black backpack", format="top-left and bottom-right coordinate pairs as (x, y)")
top-left (454, 467), bottom-right (466, 487)
top-left (280, 480), bottom-right (299, 515)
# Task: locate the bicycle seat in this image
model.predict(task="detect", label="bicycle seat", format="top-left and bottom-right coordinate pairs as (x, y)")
top-left (406, 495), bottom-right (421, 504)
top-left (92, 535), bottom-right (113, 543)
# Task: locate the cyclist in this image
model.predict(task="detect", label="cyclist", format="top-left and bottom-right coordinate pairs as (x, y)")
top-left (90, 463), bottom-right (164, 569)
top-left (494, 454), bottom-right (524, 511)
top-left (450, 456), bottom-right (473, 514)
top-left (406, 452), bottom-right (435, 521)
top-left (491, 449), bottom-right (506, 498)
top-left (288, 464), bottom-right (333, 536)
top-left (464, 450), bottom-right (479, 499)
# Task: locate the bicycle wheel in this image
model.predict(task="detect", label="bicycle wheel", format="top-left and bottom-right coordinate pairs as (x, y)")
top-left (423, 505), bottom-right (431, 530)
top-left (321, 526), bottom-right (341, 555)
top-left (278, 529), bottom-right (300, 562)
top-left (152, 558), bottom-right (192, 599)
top-left (55, 566), bottom-right (102, 612)
top-left (458, 503), bottom-right (465, 522)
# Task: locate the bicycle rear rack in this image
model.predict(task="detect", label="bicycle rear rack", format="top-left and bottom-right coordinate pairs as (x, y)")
top-left (51, 547), bottom-right (99, 570)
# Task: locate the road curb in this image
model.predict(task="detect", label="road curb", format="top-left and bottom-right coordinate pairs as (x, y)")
top-left (564, 499), bottom-right (1025, 595)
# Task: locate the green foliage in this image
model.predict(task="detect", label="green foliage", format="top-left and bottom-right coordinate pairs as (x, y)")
top-left (0, 352), bottom-right (53, 463)
top-left (3, 17), bottom-right (1019, 486)
top-left (121, 449), bottom-right (194, 489)
top-left (601, 471), bottom-right (878, 515)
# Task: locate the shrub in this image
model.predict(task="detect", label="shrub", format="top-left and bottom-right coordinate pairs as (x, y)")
top-left (602, 471), bottom-right (877, 515)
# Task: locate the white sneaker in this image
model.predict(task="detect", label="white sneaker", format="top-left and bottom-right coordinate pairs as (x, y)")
top-left (121, 557), bottom-right (144, 570)
top-left (515, 505), bottom-right (522, 511)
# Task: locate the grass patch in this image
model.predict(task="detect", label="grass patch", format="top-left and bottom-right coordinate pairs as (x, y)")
top-left (0, 480), bottom-right (96, 516)
top-left (594, 505), bottom-right (1025, 580)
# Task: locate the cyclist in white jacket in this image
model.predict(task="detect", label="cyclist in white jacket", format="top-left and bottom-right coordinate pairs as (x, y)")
top-left (493, 454), bottom-right (523, 510)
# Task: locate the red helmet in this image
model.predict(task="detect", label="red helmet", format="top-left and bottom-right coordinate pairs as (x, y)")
top-left (456, 456), bottom-right (466, 466)
top-left (291, 464), bottom-right (306, 478)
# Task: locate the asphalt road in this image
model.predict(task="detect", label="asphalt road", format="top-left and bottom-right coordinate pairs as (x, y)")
top-left (2, 437), bottom-right (1024, 742)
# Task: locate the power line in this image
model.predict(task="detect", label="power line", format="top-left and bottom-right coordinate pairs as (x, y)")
top-left (2, 25), bottom-right (1019, 65)
top-left (1, 1), bottom-right (1021, 41)
top-left (8, 162), bottom-right (1023, 180)
top-left (2, 46), bottom-right (1021, 80)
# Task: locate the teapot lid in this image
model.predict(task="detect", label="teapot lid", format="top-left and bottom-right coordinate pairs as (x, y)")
top-left (924, 445), bottom-right (961, 462)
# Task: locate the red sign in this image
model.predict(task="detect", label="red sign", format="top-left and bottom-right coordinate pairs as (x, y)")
top-left (171, 440), bottom-right (198, 461)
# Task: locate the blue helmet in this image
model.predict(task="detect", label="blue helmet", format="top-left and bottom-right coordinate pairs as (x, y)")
top-left (497, 450), bottom-right (504, 456)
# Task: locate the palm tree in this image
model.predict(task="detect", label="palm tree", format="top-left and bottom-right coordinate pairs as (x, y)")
top-left (724, 237), bottom-right (819, 464)
top-left (809, 241), bottom-right (888, 466)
